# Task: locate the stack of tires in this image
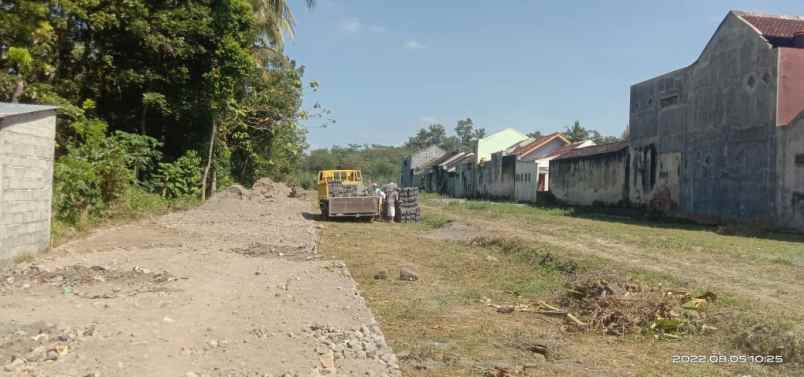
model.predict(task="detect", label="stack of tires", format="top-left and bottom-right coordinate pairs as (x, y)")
top-left (395, 187), bottom-right (420, 223)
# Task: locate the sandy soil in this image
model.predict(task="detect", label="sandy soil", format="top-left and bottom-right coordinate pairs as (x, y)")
top-left (0, 180), bottom-right (400, 377)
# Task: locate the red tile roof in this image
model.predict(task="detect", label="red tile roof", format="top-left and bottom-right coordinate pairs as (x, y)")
top-left (735, 11), bottom-right (804, 40)
top-left (553, 141), bottom-right (629, 161)
top-left (543, 141), bottom-right (589, 159)
top-left (509, 132), bottom-right (569, 158)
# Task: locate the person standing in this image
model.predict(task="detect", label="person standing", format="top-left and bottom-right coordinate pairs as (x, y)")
top-left (373, 183), bottom-right (385, 217)
top-left (386, 185), bottom-right (399, 222)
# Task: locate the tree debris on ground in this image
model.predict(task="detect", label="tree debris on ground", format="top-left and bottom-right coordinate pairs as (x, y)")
top-left (558, 278), bottom-right (716, 338)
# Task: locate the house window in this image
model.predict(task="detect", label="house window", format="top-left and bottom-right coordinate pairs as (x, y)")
top-left (796, 154), bottom-right (804, 166)
top-left (660, 95), bottom-right (679, 108)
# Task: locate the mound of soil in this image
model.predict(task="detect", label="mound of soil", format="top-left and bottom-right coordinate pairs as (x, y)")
top-left (213, 178), bottom-right (292, 202)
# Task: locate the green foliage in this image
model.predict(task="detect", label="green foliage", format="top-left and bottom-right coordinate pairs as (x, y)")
top-left (53, 121), bottom-right (166, 223)
top-left (406, 118), bottom-right (485, 152)
top-left (3, 0), bottom-right (318, 233)
top-left (7, 47), bottom-right (33, 73)
top-left (153, 151), bottom-right (203, 198)
top-left (111, 131), bottom-right (163, 183)
top-left (563, 121), bottom-right (623, 144)
top-left (301, 144), bottom-right (410, 185)
top-left (53, 156), bottom-right (103, 223)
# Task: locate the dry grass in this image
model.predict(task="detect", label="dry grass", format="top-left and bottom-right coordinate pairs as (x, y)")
top-left (318, 198), bottom-right (803, 376)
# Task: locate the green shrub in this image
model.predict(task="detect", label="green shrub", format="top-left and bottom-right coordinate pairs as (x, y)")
top-left (53, 153), bottom-right (104, 223)
top-left (111, 131), bottom-right (163, 184)
top-left (53, 121), bottom-right (164, 224)
top-left (153, 150), bottom-right (202, 198)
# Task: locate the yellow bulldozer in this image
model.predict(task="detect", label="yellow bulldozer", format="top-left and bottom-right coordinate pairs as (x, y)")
top-left (317, 170), bottom-right (380, 219)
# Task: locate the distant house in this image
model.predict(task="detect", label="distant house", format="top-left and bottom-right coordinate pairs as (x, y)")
top-left (518, 138), bottom-right (596, 202)
top-left (475, 128), bottom-right (528, 163)
top-left (509, 133), bottom-right (575, 202)
top-left (437, 152), bottom-right (473, 196)
top-left (400, 145), bottom-right (446, 188)
top-left (417, 151), bottom-right (461, 193)
top-left (473, 130), bottom-right (529, 199)
top-left (628, 10), bottom-right (804, 230)
top-left (0, 103), bottom-right (57, 260)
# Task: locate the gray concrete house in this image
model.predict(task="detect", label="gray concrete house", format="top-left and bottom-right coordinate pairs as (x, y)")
top-left (629, 11), bottom-right (804, 230)
top-left (0, 103), bottom-right (58, 260)
top-left (549, 142), bottom-right (631, 206)
top-left (400, 145), bottom-right (446, 187)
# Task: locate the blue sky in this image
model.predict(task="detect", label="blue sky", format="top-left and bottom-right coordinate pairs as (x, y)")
top-left (285, 0), bottom-right (804, 149)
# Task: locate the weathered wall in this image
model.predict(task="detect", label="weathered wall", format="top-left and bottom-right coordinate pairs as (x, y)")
top-left (549, 150), bottom-right (630, 206)
top-left (476, 152), bottom-right (516, 200)
top-left (400, 157), bottom-right (413, 187)
top-left (776, 114), bottom-right (804, 231)
top-left (455, 161), bottom-right (475, 198)
top-left (514, 160), bottom-right (539, 202)
top-left (0, 112), bottom-right (56, 260)
top-left (629, 13), bottom-right (779, 224)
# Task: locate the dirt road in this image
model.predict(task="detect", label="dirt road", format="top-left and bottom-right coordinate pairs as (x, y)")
top-left (0, 180), bottom-right (400, 377)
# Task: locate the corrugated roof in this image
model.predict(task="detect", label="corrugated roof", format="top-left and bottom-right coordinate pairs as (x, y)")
top-left (508, 132), bottom-right (569, 158)
top-left (553, 141), bottom-right (629, 161)
top-left (442, 152), bottom-right (475, 172)
top-left (542, 141), bottom-right (593, 159)
top-left (734, 11), bottom-right (804, 44)
top-left (0, 103), bottom-right (58, 119)
top-left (419, 151), bottom-right (461, 172)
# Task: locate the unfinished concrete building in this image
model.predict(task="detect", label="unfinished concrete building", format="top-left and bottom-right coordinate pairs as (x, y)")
top-left (400, 145), bottom-right (446, 188)
top-left (0, 103), bottom-right (58, 260)
top-left (550, 142), bottom-right (631, 206)
top-left (629, 10), bottom-right (804, 230)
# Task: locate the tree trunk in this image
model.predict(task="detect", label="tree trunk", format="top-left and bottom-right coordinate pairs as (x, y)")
top-left (140, 105), bottom-right (148, 135)
top-left (201, 120), bottom-right (217, 201)
top-left (11, 79), bottom-right (24, 103)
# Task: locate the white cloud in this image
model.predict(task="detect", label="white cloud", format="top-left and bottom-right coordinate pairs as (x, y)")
top-left (340, 18), bottom-right (387, 34)
top-left (340, 18), bottom-right (362, 33)
top-left (404, 40), bottom-right (426, 49)
top-left (419, 116), bottom-right (439, 124)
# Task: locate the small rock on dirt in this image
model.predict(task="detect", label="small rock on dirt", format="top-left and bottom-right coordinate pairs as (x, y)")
top-left (496, 305), bottom-right (515, 314)
top-left (399, 268), bottom-right (418, 281)
top-left (373, 271), bottom-right (387, 280)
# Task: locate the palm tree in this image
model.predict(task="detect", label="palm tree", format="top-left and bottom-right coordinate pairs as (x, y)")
top-left (251, 0), bottom-right (316, 50)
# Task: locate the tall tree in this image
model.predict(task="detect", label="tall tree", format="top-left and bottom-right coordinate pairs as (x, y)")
top-left (454, 118), bottom-right (485, 152)
top-left (563, 121), bottom-right (590, 143)
top-left (562, 121), bottom-right (623, 144)
top-left (203, 0), bottom-right (317, 197)
top-left (251, 0), bottom-right (316, 50)
top-left (405, 124), bottom-right (448, 151)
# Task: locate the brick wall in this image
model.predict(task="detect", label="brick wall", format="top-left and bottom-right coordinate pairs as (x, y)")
top-left (0, 111), bottom-right (56, 260)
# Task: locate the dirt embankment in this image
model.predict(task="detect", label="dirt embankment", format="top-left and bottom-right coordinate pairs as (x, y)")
top-left (1, 179), bottom-right (400, 377)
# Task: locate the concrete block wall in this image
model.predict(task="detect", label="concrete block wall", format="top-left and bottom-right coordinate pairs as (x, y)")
top-left (550, 149), bottom-right (630, 207)
top-left (0, 111), bottom-right (56, 260)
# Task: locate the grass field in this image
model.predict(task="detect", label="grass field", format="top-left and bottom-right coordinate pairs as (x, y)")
top-left (318, 194), bottom-right (804, 376)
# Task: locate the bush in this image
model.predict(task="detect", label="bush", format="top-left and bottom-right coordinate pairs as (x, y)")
top-left (52, 120), bottom-right (163, 224)
top-left (152, 150), bottom-right (202, 198)
top-left (53, 157), bottom-right (103, 223)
